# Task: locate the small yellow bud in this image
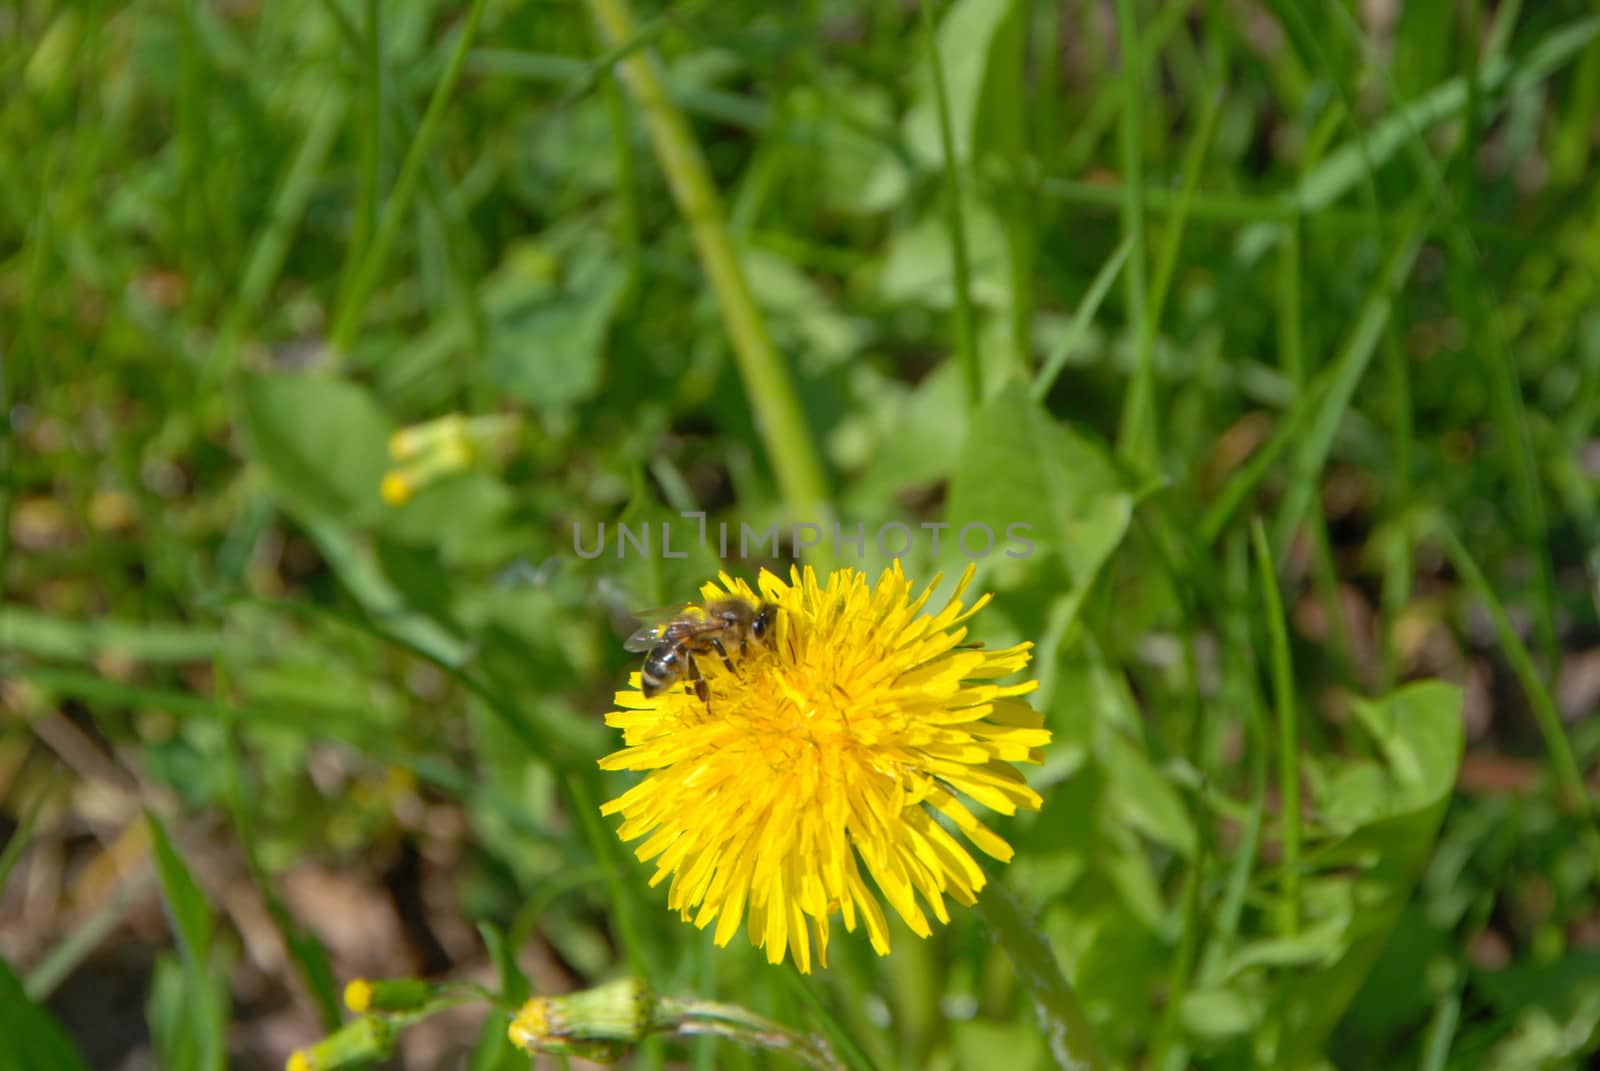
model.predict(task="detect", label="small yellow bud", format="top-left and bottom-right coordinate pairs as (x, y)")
top-left (342, 977), bottom-right (432, 1013)
top-left (379, 472), bottom-right (414, 506)
top-left (343, 979), bottom-right (372, 1013)
top-left (380, 412), bottom-right (521, 507)
top-left (285, 1054), bottom-right (313, 1071)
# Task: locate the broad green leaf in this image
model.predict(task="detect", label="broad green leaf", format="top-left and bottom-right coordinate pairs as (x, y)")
top-left (1179, 987), bottom-right (1263, 1043)
top-left (0, 957), bottom-right (92, 1071)
top-left (298, 513), bottom-right (468, 667)
top-left (743, 248), bottom-right (865, 372)
top-left (786, 80), bottom-right (906, 215)
top-left (904, 0), bottom-right (1022, 166)
top-left (1343, 904), bottom-right (1450, 1037)
top-left (1098, 733), bottom-right (1197, 859)
top-left (1073, 909), bottom-right (1166, 1056)
top-left (1263, 681), bottom-right (1465, 1067)
top-left (842, 362), bottom-right (968, 513)
top-left (489, 250), bottom-right (625, 410)
top-left (1480, 983), bottom-right (1600, 1070)
top-left (879, 200), bottom-right (1011, 310)
top-left (374, 536), bottom-right (461, 627)
top-left (238, 373), bottom-right (393, 524)
top-left (948, 381), bottom-right (1134, 585)
top-left (953, 1019), bottom-right (1045, 1071)
top-left (378, 471), bottom-right (519, 564)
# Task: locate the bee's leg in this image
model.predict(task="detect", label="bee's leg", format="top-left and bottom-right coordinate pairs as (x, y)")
top-left (686, 654), bottom-right (711, 710)
top-left (708, 637), bottom-right (739, 677)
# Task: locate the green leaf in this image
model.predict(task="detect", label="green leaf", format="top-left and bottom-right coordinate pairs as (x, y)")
top-left (148, 813), bottom-right (214, 966)
top-left (299, 512), bottom-right (468, 667)
top-left (743, 247), bottom-right (865, 371)
top-left (374, 536), bottom-right (460, 626)
top-left (879, 199), bottom-right (1011, 310)
top-left (953, 1019), bottom-right (1045, 1071)
top-left (842, 362), bottom-right (968, 512)
top-left (238, 372), bottom-right (394, 523)
top-left (1098, 733), bottom-right (1197, 858)
top-left (146, 813), bottom-right (227, 1071)
top-left (1291, 16), bottom-right (1600, 214)
top-left (948, 381), bottom-right (1134, 584)
top-left (0, 957), bottom-right (92, 1071)
top-left (0, 607), bottom-right (234, 665)
top-left (467, 921), bottom-right (532, 1071)
top-left (904, 0), bottom-right (1022, 165)
top-left (1262, 681), bottom-right (1465, 1066)
top-left (489, 251), bottom-right (625, 410)
top-left (1179, 987), bottom-right (1262, 1043)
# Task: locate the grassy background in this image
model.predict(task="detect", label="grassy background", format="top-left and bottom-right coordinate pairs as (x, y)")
top-left (4, 0), bottom-right (1600, 1068)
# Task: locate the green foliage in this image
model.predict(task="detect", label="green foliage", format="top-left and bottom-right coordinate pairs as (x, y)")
top-left (4, 0), bottom-right (1599, 1068)
top-left (147, 814), bottom-right (229, 1071)
top-left (0, 958), bottom-right (92, 1071)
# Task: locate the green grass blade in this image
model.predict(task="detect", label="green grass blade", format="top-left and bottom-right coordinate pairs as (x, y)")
top-left (777, 971), bottom-right (882, 1071)
top-left (1200, 224), bottom-right (1422, 547)
top-left (1290, 16), bottom-right (1600, 214)
top-left (329, 0), bottom-right (490, 354)
top-left (1269, 226), bottom-right (1423, 557)
top-left (1147, 89), bottom-right (1221, 333)
top-left (583, 0), bottom-right (834, 560)
top-left (25, 868), bottom-right (156, 1002)
top-left (1031, 237), bottom-right (1133, 402)
top-left (918, 0), bottom-right (980, 408)
top-left (1440, 527), bottom-right (1600, 869)
top-left (1251, 517), bottom-right (1300, 936)
top-left (208, 88), bottom-right (346, 379)
top-left (0, 788), bottom-right (49, 894)
top-left (1112, 0), bottom-right (1155, 470)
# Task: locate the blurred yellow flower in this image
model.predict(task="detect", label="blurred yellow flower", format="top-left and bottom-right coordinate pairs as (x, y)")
top-left (600, 561), bottom-right (1048, 972)
top-left (379, 412), bottom-right (521, 505)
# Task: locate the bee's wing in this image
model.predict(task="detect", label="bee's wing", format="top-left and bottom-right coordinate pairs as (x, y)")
top-left (623, 625), bottom-right (665, 652)
top-left (621, 603), bottom-right (697, 652)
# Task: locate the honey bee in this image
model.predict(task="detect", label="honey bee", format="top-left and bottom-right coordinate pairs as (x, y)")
top-left (624, 598), bottom-right (779, 706)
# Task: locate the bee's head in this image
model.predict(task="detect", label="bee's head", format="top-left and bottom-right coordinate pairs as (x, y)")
top-left (751, 602), bottom-right (779, 643)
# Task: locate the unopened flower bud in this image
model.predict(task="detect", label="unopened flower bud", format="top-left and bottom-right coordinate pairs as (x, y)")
top-left (508, 978), bottom-right (657, 1054)
top-left (284, 1017), bottom-right (393, 1070)
top-left (343, 977), bottom-right (432, 1013)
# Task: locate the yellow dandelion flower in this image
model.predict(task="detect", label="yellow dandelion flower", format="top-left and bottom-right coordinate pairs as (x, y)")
top-left (599, 561), bottom-right (1049, 972)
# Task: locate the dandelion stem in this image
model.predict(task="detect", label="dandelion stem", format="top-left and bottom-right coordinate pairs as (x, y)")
top-left (582, 0), bottom-right (833, 554)
top-left (660, 996), bottom-right (846, 1071)
top-left (973, 881), bottom-right (1108, 1071)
